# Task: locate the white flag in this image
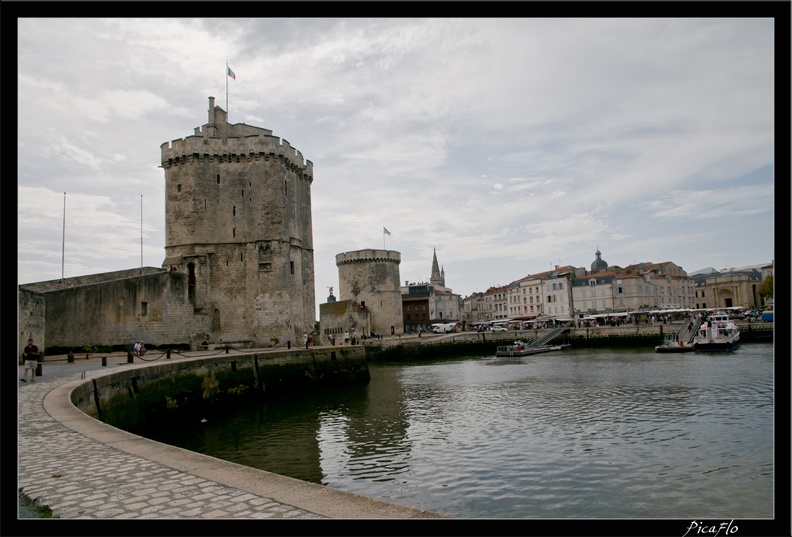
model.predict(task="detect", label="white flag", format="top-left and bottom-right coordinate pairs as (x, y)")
top-left (383, 227), bottom-right (391, 236)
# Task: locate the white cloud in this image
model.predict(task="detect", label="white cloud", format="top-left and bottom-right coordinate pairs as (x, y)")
top-left (16, 17), bottom-right (776, 306)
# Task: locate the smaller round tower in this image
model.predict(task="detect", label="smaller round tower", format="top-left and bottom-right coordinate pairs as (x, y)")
top-left (336, 249), bottom-right (403, 336)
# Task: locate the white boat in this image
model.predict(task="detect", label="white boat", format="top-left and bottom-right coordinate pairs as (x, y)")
top-left (655, 338), bottom-right (695, 353)
top-left (496, 340), bottom-right (568, 357)
top-left (693, 312), bottom-right (740, 351)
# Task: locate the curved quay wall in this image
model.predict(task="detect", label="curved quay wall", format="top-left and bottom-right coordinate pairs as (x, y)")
top-left (47, 348), bottom-right (447, 519)
top-left (70, 348), bottom-right (370, 433)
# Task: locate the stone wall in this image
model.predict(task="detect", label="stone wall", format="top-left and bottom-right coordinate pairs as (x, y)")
top-left (34, 271), bottom-right (200, 351)
top-left (69, 347), bottom-right (369, 434)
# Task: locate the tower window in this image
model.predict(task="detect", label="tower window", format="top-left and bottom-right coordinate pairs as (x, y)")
top-left (290, 261), bottom-right (295, 275)
top-left (177, 184), bottom-right (182, 193)
top-left (233, 206), bottom-right (236, 217)
top-left (284, 180), bottom-right (288, 196)
top-left (217, 174), bottom-right (221, 184)
top-left (232, 228), bottom-right (235, 238)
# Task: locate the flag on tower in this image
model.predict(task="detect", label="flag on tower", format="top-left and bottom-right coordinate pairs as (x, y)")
top-left (227, 66), bottom-right (236, 80)
top-left (383, 227), bottom-right (391, 236)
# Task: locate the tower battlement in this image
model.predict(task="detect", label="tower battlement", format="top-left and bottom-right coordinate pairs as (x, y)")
top-left (336, 249), bottom-right (401, 266)
top-left (160, 96), bottom-right (313, 178)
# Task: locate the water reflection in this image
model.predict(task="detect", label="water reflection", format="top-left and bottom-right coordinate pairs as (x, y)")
top-left (144, 344), bottom-right (774, 519)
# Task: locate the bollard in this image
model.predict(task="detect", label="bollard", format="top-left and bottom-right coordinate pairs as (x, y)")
top-left (127, 350), bottom-right (134, 363)
top-left (225, 346), bottom-right (229, 354)
top-left (166, 348), bottom-right (171, 359)
top-left (67, 351), bottom-right (74, 363)
top-left (102, 356), bottom-right (107, 367)
top-left (36, 352), bottom-right (43, 377)
top-left (287, 340), bottom-right (291, 349)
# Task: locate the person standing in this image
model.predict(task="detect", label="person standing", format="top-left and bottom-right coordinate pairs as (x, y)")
top-left (304, 333), bottom-right (309, 349)
top-left (21, 338), bottom-right (39, 383)
top-left (344, 331), bottom-right (350, 345)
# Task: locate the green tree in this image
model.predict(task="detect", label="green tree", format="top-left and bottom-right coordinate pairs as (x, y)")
top-left (758, 275), bottom-right (773, 299)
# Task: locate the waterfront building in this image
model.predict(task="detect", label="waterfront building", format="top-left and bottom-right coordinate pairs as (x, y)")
top-left (691, 265), bottom-right (770, 310)
top-left (569, 248), bottom-right (701, 321)
top-left (460, 291), bottom-right (487, 326)
top-left (401, 249), bottom-right (462, 331)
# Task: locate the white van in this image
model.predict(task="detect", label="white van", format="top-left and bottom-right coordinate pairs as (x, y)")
top-left (432, 322), bottom-right (458, 333)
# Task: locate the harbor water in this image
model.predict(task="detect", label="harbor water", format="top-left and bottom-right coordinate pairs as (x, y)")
top-left (143, 343), bottom-right (774, 519)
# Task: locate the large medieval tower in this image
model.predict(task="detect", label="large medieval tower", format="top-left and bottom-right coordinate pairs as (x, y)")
top-left (160, 97), bottom-right (316, 346)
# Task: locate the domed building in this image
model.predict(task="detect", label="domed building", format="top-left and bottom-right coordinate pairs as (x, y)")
top-left (591, 247), bottom-right (608, 273)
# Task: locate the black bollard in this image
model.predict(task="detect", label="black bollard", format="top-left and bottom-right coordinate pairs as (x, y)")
top-left (287, 340), bottom-right (291, 349)
top-left (166, 348), bottom-right (171, 359)
top-left (127, 350), bottom-right (134, 363)
top-left (36, 352), bottom-right (43, 377)
top-left (67, 351), bottom-right (74, 363)
top-left (102, 356), bottom-right (107, 367)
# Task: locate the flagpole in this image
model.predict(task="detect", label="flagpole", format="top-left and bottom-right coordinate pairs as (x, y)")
top-left (61, 192), bottom-right (66, 282)
top-left (140, 195), bottom-right (143, 274)
top-left (226, 60), bottom-right (229, 119)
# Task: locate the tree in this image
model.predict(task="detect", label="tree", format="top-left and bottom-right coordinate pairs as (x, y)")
top-left (758, 275), bottom-right (773, 299)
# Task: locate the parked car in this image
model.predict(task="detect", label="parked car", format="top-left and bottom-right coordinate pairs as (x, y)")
top-left (491, 326), bottom-right (508, 332)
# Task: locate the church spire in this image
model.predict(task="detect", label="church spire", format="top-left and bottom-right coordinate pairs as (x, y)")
top-left (430, 248), bottom-right (445, 287)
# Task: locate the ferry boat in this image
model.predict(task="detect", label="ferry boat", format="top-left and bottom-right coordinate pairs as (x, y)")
top-left (693, 312), bottom-right (740, 351)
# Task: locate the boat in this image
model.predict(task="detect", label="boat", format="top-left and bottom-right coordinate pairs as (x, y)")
top-left (654, 338), bottom-right (695, 353)
top-left (496, 340), bottom-right (568, 357)
top-left (693, 312), bottom-right (740, 351)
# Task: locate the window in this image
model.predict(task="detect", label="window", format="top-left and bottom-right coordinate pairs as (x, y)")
top-left (177, 184), bottom-right (182, 193)
top-left (217, 174), bottom-right (221, 184)
top-left (618, 287), bottom-right (623, 294)
top-left (290, 261), bottom-right (295, 275)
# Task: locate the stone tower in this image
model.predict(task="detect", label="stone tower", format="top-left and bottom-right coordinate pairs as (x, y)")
top-left (336, 249), bottom-right (403, 336)
top-left (160, 97), bottom-right (315, 346)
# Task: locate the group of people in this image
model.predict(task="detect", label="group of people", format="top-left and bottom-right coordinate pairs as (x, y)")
top-left (133, 340), bottom-right (147, 356)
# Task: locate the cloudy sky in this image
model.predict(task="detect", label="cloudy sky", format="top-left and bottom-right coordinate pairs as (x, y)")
top-left (17, 16), bottom-right (776, 316)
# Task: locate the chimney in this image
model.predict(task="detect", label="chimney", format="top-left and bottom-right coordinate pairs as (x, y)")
top-left (208, 96), bottom-right (215, 124)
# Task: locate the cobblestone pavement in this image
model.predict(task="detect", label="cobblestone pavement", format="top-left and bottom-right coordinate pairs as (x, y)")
top-left (17, 352), bottom-right (328, 520)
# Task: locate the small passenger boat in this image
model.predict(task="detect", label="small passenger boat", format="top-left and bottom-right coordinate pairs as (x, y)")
top-left (693, 312), bottom-right (740, 351)
top-left (654, 338), bottom-right (695, 353)
top-left (496, 341), bottom-right (567, 357)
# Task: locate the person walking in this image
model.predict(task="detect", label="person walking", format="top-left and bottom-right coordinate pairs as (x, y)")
top-left (21, 338), bottom-right (39, 383)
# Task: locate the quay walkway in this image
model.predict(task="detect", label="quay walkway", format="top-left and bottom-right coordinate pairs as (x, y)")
top-left (16, 349), bottom-right (446, 521)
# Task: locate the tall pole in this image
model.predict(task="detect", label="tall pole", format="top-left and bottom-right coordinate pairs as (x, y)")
top-left (226, 60), bottom-right (229, 119)
top-left (140, 194), bottom-right (143, 274)
top-left (61, 192), bottom-right (66, 281)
